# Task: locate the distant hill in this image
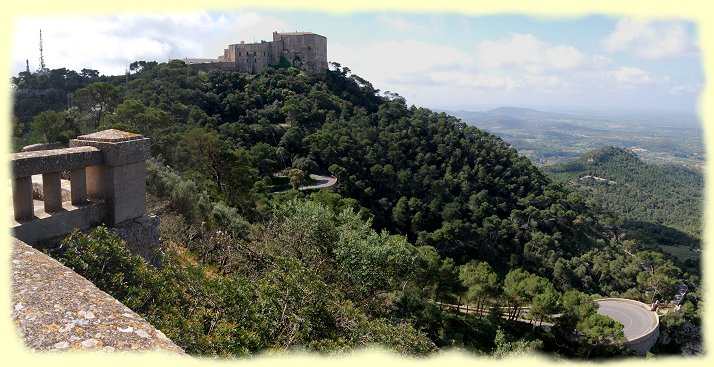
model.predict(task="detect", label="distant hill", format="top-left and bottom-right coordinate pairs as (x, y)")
top-left (545, 146), bottom-right (702, 250)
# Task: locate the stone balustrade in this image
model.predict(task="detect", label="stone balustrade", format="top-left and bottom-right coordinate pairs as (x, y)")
top-left (9, 129), bottom-right (186, 354)
top-left (11, 129), bottom-right (150, 247)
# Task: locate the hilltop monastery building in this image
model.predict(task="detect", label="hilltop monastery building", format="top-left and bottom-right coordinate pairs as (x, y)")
top-left (185, 31), bottom-right (327, 73)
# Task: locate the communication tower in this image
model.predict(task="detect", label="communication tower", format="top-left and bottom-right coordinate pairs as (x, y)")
top-left (37, 29), bottom-right (49, 75)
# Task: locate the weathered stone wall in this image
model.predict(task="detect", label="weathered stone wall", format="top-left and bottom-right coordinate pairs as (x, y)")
top-left (203, 32), bottom-right (327, 74)
top-left (11, 238), bottom-right (184, 353)
top-left (629, 327), bottom-right (660, 355)
top-left (230, 41), bottom-right (273, 73)
top-left (273, 32), bottom-right (328, 72)
top-left (13, 201), bottom-right (107, 247)
top-left (22, 141), bottom-right (66, 152)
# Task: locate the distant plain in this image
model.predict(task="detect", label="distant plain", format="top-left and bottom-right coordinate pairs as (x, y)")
top-left (448, 107), bottom-right (704, 169)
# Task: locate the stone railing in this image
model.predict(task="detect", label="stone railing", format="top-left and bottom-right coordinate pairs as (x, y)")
top-left (9, 129), bottom-right (185, 353)
top-left (11, 129), bottom-right (150, 247)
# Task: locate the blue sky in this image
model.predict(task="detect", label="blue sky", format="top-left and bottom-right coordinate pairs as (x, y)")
top-left (11, 10), bottom-right (703, 113)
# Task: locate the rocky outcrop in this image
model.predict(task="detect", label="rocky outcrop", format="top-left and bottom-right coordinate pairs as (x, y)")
top-left (111, 215), bottom-right (163, 266)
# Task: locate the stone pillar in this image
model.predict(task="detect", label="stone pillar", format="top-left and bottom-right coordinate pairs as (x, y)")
top-left (13, 176), bottom-right (34, 221)
top-left (42, 172), bottom-right (63, 212)
top-left (69, 130), bottom-right (150, 226)
top-left (69, 168), bottom-right (87, 205)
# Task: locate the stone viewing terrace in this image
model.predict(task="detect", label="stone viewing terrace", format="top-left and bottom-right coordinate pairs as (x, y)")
top-left (11, 129), bottom-right (149, 246)
top-left (9, 129), bottom-right (183, 353)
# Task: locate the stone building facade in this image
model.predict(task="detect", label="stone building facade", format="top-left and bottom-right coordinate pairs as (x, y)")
top-left (187, 31), bottom-right (327, 73)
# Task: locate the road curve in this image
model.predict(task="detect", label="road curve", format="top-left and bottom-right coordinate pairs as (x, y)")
top-left (596, 299), bottom-right (658, 341)
top-left (270, 174), bottom-right (337, 194)
top-left (303, 174), bottom-right (337, 190)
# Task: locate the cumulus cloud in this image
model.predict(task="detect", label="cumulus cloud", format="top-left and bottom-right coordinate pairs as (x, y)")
top-left (330, 39), bottom-right (474, 85)
top-left (601, 18), bottom-right (698, 59)
top-left (608, 66), bottom-right (670, 85)
top-left (477, 33), bottom-right (586, 74)
top-left (12, 12), bottom-right (289, 75)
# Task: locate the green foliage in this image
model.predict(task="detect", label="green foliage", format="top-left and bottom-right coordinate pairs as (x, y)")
top-left (546, 146), bottom-right (702, 242)
top-left (503, 269), bottom-right (560, 323)
top-left (21, 61), bottom-right (699, 358)
top-left (653, 301), bottom-right (701, 355)
top-left (50, 224), bottom-right (435, 356)
top-left (308, 190), bottom-right (372, 222)
top-left (249, 142), bottom-right (278, 177)
top-left (53, 227), bottom-right (161, 310)
top-left (13, 62), bottom-right (613, 286)
top-left (334, 209), bottom-right (416, 306)
top-left (277, 55), bottom-right (292, 69)
top-left (459, 261), bottom-right (499, 316)
top-left (288, 168), bottom-right (306, 190)
top-left (29, 109), bottom-right (78, 143)
top-left (558, 290), bottom-right (597, 326)
top-left (575, 313), bottom-right (625, 357)
top-left (492, 327), bottom-right (544, 358)
top-left (111, 98), bottom-right (172, 135)
top-left (634, 251), bottom-right (680, 303)
top-left (529, 284), bottom-right (560, 324)
top-left (75, 82), bottom-right (123, 127)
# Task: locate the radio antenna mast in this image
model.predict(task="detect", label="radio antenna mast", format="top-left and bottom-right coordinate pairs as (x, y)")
top-left (38, 29), bottom-right (48, 75)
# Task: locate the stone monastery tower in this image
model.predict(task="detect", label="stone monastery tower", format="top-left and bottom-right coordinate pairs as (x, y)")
top-left (186, 31), bottom-right (327, 73)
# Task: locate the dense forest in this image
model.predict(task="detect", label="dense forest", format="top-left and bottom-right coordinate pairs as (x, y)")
top-left (10, 61), bottom-right (702, 357)
top-left (544, 147), bottom-right (702, 275)
top-left (545, 146), bottom-right (702, 237)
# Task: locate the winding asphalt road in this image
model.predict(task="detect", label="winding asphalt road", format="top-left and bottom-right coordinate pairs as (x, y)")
top-left (303, 174), bottom-right (337, 190)
top-left (596, 299), bottom-right (658, 341)
top-left (270, 174), bottom-right (337, 194)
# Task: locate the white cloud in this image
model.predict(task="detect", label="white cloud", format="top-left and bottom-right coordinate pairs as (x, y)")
top-left (11, 12), bottom-right (289, 75)
top-left (591, 54), bottom-right (613, 67)
top-left (331, 39), bottom-right (474, 85)
top-left (522, 74), bottom-right (569, 90)
top-left (428, 71), bottom-right (517, 90)
top-left (477, 33), bottom-right (585, 74)
top-left (601, 18), bottom-right (698, 59)
top-left (375, 14), bottom-right (418, 33)
top-left (669, 84), bottom-right (700, 95)
top-left (608, 66), bottom-right (670, 85)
